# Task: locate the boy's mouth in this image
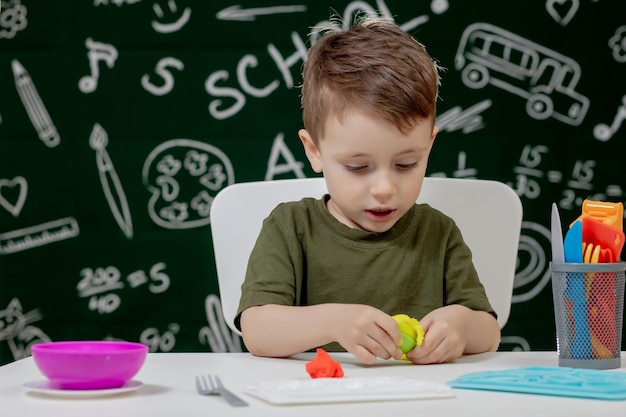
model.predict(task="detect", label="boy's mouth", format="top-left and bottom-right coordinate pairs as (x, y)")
top-left (365, 208), bottom-right (396, 222)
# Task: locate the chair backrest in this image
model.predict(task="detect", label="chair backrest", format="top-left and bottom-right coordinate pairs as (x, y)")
top-left (210, 177), bottom-right (523, 334)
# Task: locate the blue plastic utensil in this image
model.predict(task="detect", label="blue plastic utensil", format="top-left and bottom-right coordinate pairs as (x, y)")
top-left (563, 220), bottom-right (583, 263)
top-left (562, 220), bottom-right (591, 359)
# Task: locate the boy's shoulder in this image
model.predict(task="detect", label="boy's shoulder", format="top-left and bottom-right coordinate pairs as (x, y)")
top-left (416, 202), bottom-right (453, 221)
top-left (272, 196), bottom-right (321, 211)
top-left (267, 197), bottom-right (324, 221)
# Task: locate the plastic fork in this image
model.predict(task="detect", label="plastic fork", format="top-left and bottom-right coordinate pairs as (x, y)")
top-left (195, 374), bottom-right (249, 407)
top-left (582, 242), bottom-right (617, 358)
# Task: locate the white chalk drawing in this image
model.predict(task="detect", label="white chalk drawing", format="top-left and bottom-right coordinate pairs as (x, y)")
top-left (309, 0), bottom-right (430, 43)
top-left (560, 159), bottom-right (601, 209)
top-left (265, 133), bottom-right (306, 180)
top-left (78, 38), bottom-right (118, 94)
top-left (429, 151), bottom-right (478, 179)
top-left (510, 145), bottom-right (549, 200)
top-left (127, 262), bottom-right (170, 293)
top-left (512, 221), bottom-right (552, 304)
top-left (594, 95), bottom-right (626, 142)
top-left (151, 0), bottom-right (191, 33)
top-left (608, 26), bottom-right (626, 63)
top-left (436, 99), bottom-right (492, 134)
top-left (504, 142), bottom-right (608, 209)
top-left (455, 23), bottom-right (589, 126)
top-left (198, 295), bottom-right (242, 353)
top-left (510, 145), bottom-right (599, 207)
top-left (207, 0), bottom-right (438, 121)
top-left (12, 59), bottom-right (60, 148)
top-left (77, 266), bottom-right (124, 298)
top-left (266, 32), bottom-right (308, 90)
top-left (545, 0), bottom-right (579, 26)
top-left (0, 176), bottom-right (27, 217)
top-left (89, 123), bottom-right (134, 239)
top-left (0, 217), bottom-right (79, 255)
top-left (142, 139), bottom-right (234, 229)
top-left (0, 0), bottom-right (27, 39)
top-left (140, 323), bottom-right (179, 352)
top-left (141, 57), bottom-right (184, 96)
top-left (77, 266), bottom-right (123, 315)
top-left (216, 4), bottom-right (307, 21)
top-left (430, 0), bottom-right (449, 14)
top-left (77, 262), bottom-right (170, 315)
top-left (205, 32), bottom-right (307, 120)
top-left (0, 298), bottom-right (51, 361)
top-left (452, 152), bottom-right (478, 178)
top-left (94, 0), bottom-right (141, 5)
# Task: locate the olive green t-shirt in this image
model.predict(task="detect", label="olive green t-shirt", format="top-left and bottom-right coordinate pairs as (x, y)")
top-left (236, 195), bottom-right (495, 350)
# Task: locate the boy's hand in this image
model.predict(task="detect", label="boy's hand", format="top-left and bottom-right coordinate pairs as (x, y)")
top-left (330, 304), bottom-right (403, 364)
top-left (404, 305), bottom-right (499, 364)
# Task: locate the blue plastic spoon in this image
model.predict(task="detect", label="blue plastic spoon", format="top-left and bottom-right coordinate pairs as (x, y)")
top-left (563, 220), bottom-right (583, 263)
top-left (562, 220), bottom-right (591, 359)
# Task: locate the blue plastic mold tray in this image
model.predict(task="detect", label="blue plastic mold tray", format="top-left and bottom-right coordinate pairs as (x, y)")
top-left (447, 366), bottom-right (626, 400)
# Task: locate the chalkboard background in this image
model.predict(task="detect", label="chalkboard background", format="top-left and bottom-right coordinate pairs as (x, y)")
top-left (1, 0), bottom-right (625, 364)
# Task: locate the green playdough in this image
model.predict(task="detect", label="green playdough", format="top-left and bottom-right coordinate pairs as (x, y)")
top-left (400, 332), bottom-right (417, 353)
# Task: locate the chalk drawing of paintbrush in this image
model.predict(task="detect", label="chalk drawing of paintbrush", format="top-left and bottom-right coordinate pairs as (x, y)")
top-left (89, 123), bottom-right (134, 239)
top-left (12, 59), bottom-right (60, 148)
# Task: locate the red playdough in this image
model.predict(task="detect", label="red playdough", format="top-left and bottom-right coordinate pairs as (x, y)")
top-left (305, 348), bottom-right (344, 378)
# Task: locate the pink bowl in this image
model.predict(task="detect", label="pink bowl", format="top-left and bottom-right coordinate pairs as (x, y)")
top-left (31, 341), bottom-right (148, 390)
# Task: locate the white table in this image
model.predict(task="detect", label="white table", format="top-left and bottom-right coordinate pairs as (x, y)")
top-left (2, 351), bottom-right (625, 417)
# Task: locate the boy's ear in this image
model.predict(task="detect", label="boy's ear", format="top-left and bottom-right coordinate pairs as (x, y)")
top-left (431, 125), bottom-right (439, 142)
top-left (298, 129), bottom-right (323, 173)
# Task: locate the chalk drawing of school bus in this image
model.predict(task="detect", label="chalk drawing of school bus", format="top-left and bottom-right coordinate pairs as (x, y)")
top-left (455, 23), bottom-right (589, 126)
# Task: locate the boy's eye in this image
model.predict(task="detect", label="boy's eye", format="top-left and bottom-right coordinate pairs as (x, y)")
top-left (346, 164), bottom-right (368, 172)
top-left (397, 162), bottom-right (418, 170)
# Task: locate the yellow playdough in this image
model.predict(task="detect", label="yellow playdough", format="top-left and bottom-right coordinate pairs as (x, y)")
top-left (392, 314), bottom-right (425, 354)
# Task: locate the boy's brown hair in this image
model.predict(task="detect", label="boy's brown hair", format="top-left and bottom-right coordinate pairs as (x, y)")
top-left (301, 18), bottom-right (440, 142)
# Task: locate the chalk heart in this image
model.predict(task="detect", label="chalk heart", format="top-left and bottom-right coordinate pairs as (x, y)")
top-left (0, 176), bottom-right (28, 217)
top-left (546, 0), bottom-right (579, 27)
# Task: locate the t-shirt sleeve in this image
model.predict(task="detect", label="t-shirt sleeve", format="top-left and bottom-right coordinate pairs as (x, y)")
top-left (234, 208), bottom-right (301, 331)
top-left (443, 223), bottom-right (497, 318)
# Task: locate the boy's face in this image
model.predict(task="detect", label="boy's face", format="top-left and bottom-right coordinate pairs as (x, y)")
top-left (299, 110), bottom-right (438, 233)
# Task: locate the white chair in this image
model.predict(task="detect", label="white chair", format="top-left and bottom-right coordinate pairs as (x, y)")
top-left (210, 177), bottom-right (523, 334)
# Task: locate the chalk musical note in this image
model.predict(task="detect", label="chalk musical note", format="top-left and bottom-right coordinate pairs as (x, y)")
top-left (594, 95), bottom-right (626, 142)
top-left (79, 38), bottom-right (118, 94)
top-left (89, 123), bottom-right (134, 239)
top-left (12, 60), bottom-right (60, 148)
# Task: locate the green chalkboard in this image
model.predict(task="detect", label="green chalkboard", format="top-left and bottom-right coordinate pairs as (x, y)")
top-left (1, 0), bottom-right (625, 364)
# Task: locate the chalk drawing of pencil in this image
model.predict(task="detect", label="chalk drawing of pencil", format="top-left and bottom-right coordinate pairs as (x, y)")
top-left (12, 59), bottom-right (60, 148)
top-left (89, 123), bottom-right (134, 239)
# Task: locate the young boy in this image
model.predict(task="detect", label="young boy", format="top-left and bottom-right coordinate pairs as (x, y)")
top-left (235, 18), bottom-right (500, 365)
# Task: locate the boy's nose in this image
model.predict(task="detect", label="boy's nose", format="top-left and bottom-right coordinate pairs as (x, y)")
top-left (370, 172), bottom-right (396, 200)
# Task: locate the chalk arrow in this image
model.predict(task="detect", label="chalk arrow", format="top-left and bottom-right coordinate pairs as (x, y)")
top-left (216, 5), bottom-right (307, 21)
